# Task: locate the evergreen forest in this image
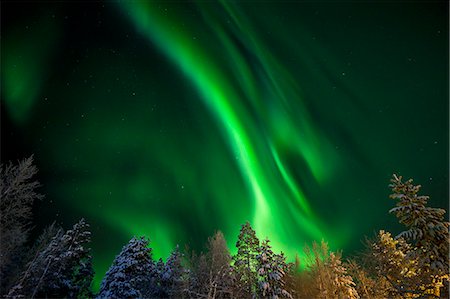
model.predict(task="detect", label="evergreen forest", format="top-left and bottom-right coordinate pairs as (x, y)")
top-left (1, 157), bottom-right (448, 299)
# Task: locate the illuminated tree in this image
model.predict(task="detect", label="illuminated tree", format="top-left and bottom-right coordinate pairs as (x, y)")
top-left (304, 240), bottom-right (359, 299)
top-left (389, 174), bottom-right (449, 273)
top-left (346, 257), bottom-right (391, 299)
top-left (233, 221), bottom-right (260, 298)
top-left (367, 230), bottom-right (417, 298)
top-left (388, 174), bottom-right (450, 297)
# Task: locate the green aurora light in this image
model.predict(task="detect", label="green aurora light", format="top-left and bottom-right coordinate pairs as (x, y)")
top-left (1, 1), bottom-right (448, 290)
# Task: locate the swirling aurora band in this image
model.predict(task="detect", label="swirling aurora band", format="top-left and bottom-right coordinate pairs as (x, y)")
top-left (119, 0), bottom-right (335, 244)
top-left (1, 1), bottom-right (447, 290)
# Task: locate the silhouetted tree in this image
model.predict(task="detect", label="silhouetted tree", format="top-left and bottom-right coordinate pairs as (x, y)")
top-left (187, 231), bottom-right (234, 298)
top-left (0, 156), bottom-right (43, 294)
top-left (153, 245), bottom-right (187, 298)
top-left (186, 249), bottom-right (208, 298)
top-left (8, 219), bottom-right (94, 298)
top-left (206, 231), bottom-right (235, 298)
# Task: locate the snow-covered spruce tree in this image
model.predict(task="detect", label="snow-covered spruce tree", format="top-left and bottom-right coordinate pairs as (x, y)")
top-left (367, 230), bottom-right (420, 298)
top-left (304, 240), bottom-right (359, 299)
top-left (8, 219), bottom-right (94, 298)
top-left (0, 156), bottom-right (43, 294)
top-left (97, 236), bottom-right (155, 299)
top-left (7, 226), bottom-right (64, 298)
top-left (389, 174), bottom-right (449, 271)
top-left (388, 174), bottom-right (449, 297)
top-left (325, 252), bottom-right (359, 299)
top-left (5, 221), bottom-right (60, 297)
top-left (256, 238), bottom-right (292, 299)
top-left (233, 221), bottom-right (260, 298)
top-left (53, 218), bottom-right (94, 298)
top-left (150, 257), bottom-right (166, 298)
top-left (158, 245), bottom-right (187, 298)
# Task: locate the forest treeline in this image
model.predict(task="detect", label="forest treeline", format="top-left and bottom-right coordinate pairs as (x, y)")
top-left (0, 156), bottom-right (448, 298)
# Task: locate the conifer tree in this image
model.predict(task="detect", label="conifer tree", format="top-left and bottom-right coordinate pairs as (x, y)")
top-left (389, 174), bottom-right (449, 274)
top-left (159, 245), bottom-right (187, 298)
top-left (57, 218), bottom-right (94, 298)
top-left (367, 230), bottom-right (419, 298)
top-left (7, 226), bottom-right (64, 299)
top-left (233, 221), bottom-right (260, 298)
top-left (387, 174), bottom-right (450, 297)
top-left (256, 238), bottom-right (292, 299)
top-left (5, 222), bottom-right (60, 297)
top-left (151, 258), bottom-right (166, 298)
top-left (325, 252), bottom-right (359, 299)
top-left (8, 219), bottom-right (94, 298)
top-left (97, 236), bottom-right (155, 299)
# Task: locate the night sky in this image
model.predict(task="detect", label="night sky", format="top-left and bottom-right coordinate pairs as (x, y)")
top-left (1, 0), bottom-right (448, 289)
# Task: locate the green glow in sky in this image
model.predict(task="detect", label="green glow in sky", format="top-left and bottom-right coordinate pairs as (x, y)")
top-left (1, 1), bottom-right (448, 290)
top-left (2, 12), bottom-right (59, 124)
top-left (118, 0), bottom-right (334, 253)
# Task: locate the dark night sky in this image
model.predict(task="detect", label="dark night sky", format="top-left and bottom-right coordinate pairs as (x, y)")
top-left (1, 0), bottom-right (448, 288)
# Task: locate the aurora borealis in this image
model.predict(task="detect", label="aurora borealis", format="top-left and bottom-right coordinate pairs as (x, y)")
top-left (1, 0), bottom-right (448, 290)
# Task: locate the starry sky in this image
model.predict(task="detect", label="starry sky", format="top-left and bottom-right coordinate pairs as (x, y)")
top-left (1, 0), bottom-right (448, 289)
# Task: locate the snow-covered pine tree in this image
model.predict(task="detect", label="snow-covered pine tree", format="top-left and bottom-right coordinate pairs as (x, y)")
top-left (7, 219), bottom-right (94, 298)
top-left (389, 174), bottom-right (449, 273)
top-left (388, 174), bottom-right (449, 297)
top-left (7, 226), bottom-right (64, 298)
top-left (5, 222), bottom-right (60, 297)
top-left (160, 245), bottom-right (187, 298)
top-left (233, 221), bottom-right (260, 298)
top-left (368, 230), bottom-right (419, 298)
top-left (149, 257), bottom-right (166, 298)
top-left (326, 252), bottom-right (359, 299)
top-left (256, 238), bottom-right (292, 299)
top-left (97, 236), bottom-right (155, 299)
top-left (54, 218), bottom-right (94, 298)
